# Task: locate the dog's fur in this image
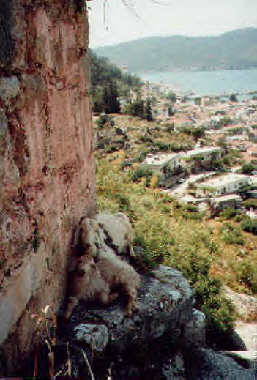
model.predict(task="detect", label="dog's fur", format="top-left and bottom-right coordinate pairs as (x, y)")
top-left (64, 246), bottom-right (140, 320)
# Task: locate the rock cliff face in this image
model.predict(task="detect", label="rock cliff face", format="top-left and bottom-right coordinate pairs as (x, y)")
top-left (0, 0), bottom-right (95, 373)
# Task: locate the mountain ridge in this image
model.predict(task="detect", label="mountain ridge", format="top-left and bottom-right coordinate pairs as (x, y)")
top-left (94, 28), bottom-right (257, 72)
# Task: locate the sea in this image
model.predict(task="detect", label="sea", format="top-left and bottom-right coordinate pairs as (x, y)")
top-left (136, 69), bottom-right (257, 100)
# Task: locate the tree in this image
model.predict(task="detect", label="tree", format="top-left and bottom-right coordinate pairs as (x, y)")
top-left (229, 93), bottom-right (238, 102)
top-left (103, 80), bottom-right (120, 114)
top-left (167, 91), bottom-right (176, 103)
top-left (144, 98), bottom-right (153, 121)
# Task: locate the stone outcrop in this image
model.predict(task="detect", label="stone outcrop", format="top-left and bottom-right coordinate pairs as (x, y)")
top-left (55, 264), bottom-right (254, 379)
top-left (0, 0), bottom-right (95, 373)
top-left (184, 347), bottom-right (256, 379)
top-left (58, 265), bottom-right (196, 378)
top-left (223, 286), bottom-right (257, 321)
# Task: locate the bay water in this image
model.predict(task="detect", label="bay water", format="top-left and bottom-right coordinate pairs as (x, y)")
top-left (136, 69), bottom-right (257, 98)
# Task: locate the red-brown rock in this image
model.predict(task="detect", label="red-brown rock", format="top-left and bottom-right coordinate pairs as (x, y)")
top-left (0, 0), bottom-right (95, 373)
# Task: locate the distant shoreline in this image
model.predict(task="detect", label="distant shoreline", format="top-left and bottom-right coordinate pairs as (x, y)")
top-left (136, 68), bottom-right (257, 98)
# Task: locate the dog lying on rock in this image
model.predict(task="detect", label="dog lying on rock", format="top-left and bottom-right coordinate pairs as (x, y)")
top-left (64, 245), bottom-right (140, 320)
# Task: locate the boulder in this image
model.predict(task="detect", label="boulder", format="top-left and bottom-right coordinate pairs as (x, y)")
top-left (73, 324), bottom-right (109, 353)
top-left (184, 347), bottom-right (256, 379)
top-left (58, 265), bottom-right (256, 379)
top-left (59, 265), bottom-right (195, 377)
top-left (223, 286), bottom-right (257, 321)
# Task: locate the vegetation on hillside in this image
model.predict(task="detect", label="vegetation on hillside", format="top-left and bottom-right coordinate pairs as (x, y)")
top-left (95, 28), bottom-right (257, 72)
top-left (89, 50), bottom-right (142, 113)
top-left (94, 114), bottom-right (257, 347)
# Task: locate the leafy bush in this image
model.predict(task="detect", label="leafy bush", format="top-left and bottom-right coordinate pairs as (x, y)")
top-left (183, 203), bottom-right (198, 212)
top-left (135, 150), bottom-right (148, 163)
top-left (219, 208), bottom-right (240, 220)
top-left (97, 114), bottom-right (112, 128)
top-left (241, 218), bottom-right (257, 235)
top-left (234, 259), bottom-right (257, 293)
top-left (229, 93), bottom-right (238, 102)
top-left (243, 198), bottom-right (257, 209)
top-left (181, 211), bottom-right (204, 220)
top-left (220, 223), bottom-right (244, 245)
top-left (241, 162), bottom-right (257, 174)
top-left (131, 167), bottom-right (153, 183)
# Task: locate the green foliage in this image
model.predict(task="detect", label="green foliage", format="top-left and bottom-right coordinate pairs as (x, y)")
top-left (167, 91), bottom-right (176, 103)
top-left (96, 158), bottom-right (237, 347)
top-left (144, 98), bottom-right (153, 121)
top-left (241, 217), bottom-right (257, 235)
top-left (103, 81), bottom-right (120, 113)
top-left (217, 137), bottom-right (228, 150)
top-left (220, 223), bottom-right (245, 245)
top-left (229, 93), bottom-right (238, 102)
top-left (94, 28), bottom-right (257, 72)
top-left (241, 162), bottom-right (257, 174)
top-left (96, 114), bottom-right (113, 128)
top-left (131, 167), bottom-right (153, 183)
top-left (194, 97), bottom-right (202, 106)
top-left (154, 140), bottom-right (192, 152)
top-left (180, 125), bottom-right (205, 141)
top-left (219, 116), bottom-right (233, 127)
top-left (123, 97), bottom-right (153, 121)
top-left (234, 259), bottom-right (257, 293)
top-left (170, 247), bottom-right (235, 339)
top-left (227, 126), bottom-right (244, 136)
top-left (243, 198), bottom-right (257, 209)
top-left (135, 150), bottom-right (148, 163)
top-left (219, 208), bottom-right (240, 220)
top-left (221, 149), bottom-right (242, 167)
top-left (89, 50), bottom-right (142, 113)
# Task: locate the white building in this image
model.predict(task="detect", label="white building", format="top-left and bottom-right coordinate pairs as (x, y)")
top-left (199, 174), bottom-right (252, 196)
top-left (182, 147), bottom-right (222, 161)
top-left (141, 153), bottom-right (181, 173)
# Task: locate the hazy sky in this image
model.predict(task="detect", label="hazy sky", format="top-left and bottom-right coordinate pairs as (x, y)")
top-left (88, 0), bottom-right (257, 47)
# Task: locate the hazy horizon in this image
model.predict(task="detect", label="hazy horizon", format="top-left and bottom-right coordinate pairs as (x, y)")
top-left (92, 27), bottom-right (257, 49)
top-left (89, 0), bottom-right (257, 48)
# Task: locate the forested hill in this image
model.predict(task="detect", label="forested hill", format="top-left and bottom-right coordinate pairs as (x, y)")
top-left (94, 28), bottom-right (257, 72)
top-left (89, 50), bottom-right (142, 113)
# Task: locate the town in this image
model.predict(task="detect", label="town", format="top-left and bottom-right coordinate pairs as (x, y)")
top-left (129, 82), bottom-right (257, 218)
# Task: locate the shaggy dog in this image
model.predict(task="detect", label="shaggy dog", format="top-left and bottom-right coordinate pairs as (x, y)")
top-left (64, 246), bottom-right (140, 320)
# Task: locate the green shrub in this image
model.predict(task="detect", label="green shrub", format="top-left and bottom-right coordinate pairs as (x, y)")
top-left (241, 218), bottom-right (257, 235)
top-left (131, 167), bottom-right (153, 182)
top-left (219, 208), bottom-right (240, 220)
top-left (183, 203), bottom-right (198, 212)
top-left (97, 114), bottom-right (112, 128)
top-left (234, 259), bottom-right (257, 293)
top-left (241, 162), bottom-right (257, 174)
top-left (243, 198), bottom-right (257, 209)
top-left (181, 211), bottom-right (204, 220)
top-left (170, 248), bottom-right (235, 341)
top-left (220, 223), bottom-right (244, 245)
top-left (135, 150), bottom-right (148, 163)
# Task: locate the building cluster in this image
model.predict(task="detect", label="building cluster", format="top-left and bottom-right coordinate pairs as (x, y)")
top-left (140, 87), bottom-right (257, 217)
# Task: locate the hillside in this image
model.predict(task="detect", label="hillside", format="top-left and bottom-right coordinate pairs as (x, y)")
top-left (89, 49), bottom-right (142, 112)
top-left (94, 28), bottom-right (257, 72)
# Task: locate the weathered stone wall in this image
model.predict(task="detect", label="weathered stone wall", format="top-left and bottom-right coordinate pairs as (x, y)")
top-left (0, 0), bottom-right (95, 373)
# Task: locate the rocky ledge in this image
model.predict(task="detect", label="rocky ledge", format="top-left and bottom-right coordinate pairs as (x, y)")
top-left (58, 265), bottom-right (198, 378)
top-left (20, 213), bottom-right (257, 379)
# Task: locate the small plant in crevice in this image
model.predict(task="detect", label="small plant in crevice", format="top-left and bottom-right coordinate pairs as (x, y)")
top-left (30, 305), bottom-right (58, 378)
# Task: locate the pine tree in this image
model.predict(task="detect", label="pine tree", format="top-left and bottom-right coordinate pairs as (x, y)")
top-left (144, 98), bottom-right (153, 121)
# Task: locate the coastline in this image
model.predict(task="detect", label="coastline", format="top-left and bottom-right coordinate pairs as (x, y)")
top-left (136, 68), bottom-right (257, 99)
